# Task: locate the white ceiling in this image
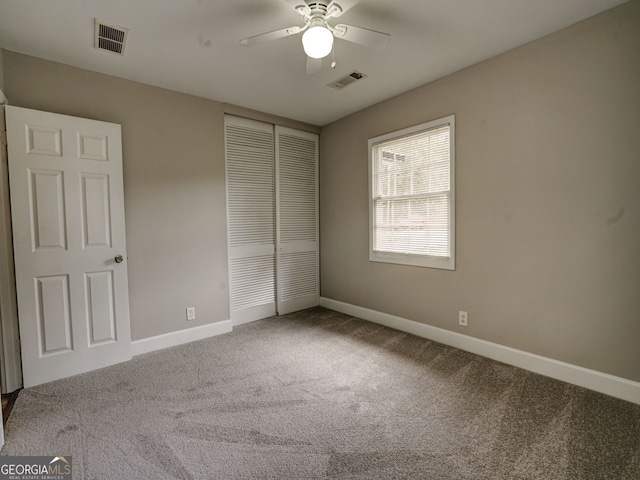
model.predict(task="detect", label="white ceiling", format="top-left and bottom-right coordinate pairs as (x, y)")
top-left (0, 0), bottom-right (627, 126)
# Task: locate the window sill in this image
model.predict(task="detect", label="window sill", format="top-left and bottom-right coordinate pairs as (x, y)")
top-left (369, 252), bottom-right (455, 270)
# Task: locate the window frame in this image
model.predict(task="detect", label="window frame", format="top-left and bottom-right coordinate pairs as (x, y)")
top-left (368, 114), bottom-right (456, 270)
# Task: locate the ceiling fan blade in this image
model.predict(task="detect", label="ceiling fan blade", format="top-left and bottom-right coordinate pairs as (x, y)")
top-left (306, 56), bottom-right (322, 75)
top-left (240, 26), bottom-right (301, 47)
top-left (282, 0), bottom-right (311, 15)
top-left (334, 24), bottom-right (390, 48)
top-left (327, 0), bottom-right (361, 17)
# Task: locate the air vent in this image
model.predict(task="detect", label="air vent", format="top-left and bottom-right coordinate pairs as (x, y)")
top-left (327, 70), bottom-right (368, 90)
top-left (94, 19), bottom-right (128, 55)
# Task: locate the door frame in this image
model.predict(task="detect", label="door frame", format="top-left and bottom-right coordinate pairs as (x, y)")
top-left (0, 105), bottom-right (23, 394)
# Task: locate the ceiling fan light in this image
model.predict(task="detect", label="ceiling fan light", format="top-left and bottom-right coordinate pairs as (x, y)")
top-left (302, 26), bottom-right (333, 59)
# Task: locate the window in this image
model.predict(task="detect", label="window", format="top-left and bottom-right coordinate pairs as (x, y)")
top-left (368, 115), bottom-right (455, 270)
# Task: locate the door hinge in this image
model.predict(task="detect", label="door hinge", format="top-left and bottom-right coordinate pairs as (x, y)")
top-left (1, 131), bottom-right (7, 146)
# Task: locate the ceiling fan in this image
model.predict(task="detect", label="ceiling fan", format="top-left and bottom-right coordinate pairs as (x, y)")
top-left (240, 0), bottom-right (391, 74)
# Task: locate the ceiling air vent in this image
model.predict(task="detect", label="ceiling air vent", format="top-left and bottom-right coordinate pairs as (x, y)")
top-left (327, 70), bottom-right (368, 90)
top-left (94, 19), bottom-right (128, 55)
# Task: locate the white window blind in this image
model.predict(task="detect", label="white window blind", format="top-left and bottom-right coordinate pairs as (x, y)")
top-left (369, 115), bottom-right (455, 270)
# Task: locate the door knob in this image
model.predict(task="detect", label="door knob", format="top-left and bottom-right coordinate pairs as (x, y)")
top-left (115, 255), bottom-right (124, 264)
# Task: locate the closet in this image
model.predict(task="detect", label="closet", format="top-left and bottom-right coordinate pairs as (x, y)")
top-left (225, 115), bottom-right (319, 325)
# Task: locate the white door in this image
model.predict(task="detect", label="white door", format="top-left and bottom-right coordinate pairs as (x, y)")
top-left (6, 106), bottom-right (131, 388)
top-left (225, 116), bottom-right (276, 325)
top-left (275, 126), bottom-right (319, 314)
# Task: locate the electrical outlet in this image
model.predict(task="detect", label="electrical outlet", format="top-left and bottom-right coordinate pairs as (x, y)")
top-left (186, 307), bottom-right (196, 321)
top-left (459, 311), bottom-right (468, 327)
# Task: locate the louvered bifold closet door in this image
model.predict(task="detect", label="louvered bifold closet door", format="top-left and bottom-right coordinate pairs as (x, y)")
top-left (276, 126), bottom-right (319, 315)
top-left (225, 116), bottom-right (276, 325)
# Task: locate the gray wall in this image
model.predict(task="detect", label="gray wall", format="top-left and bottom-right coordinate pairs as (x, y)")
top-left (320, 2), bottom-right (640, 382)
top-left (1, 51), bottom-right (317, 341)
top-left (0, 48), bottom-right (4, 91)
top-left (2, 51), bottom-right (227, 340)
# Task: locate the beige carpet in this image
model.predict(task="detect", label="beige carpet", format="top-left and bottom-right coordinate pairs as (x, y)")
top-left (2, 307), bottom-right (639, 479)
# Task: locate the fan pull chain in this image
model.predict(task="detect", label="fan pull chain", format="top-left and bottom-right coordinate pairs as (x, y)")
top-left (331, 40), bottom-right (337, 69)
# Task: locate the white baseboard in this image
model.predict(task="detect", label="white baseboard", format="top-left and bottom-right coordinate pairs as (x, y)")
top-left (320, 297), bottom-right (640, 405)
top-left (131, 320), bottom-right (233, 356)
